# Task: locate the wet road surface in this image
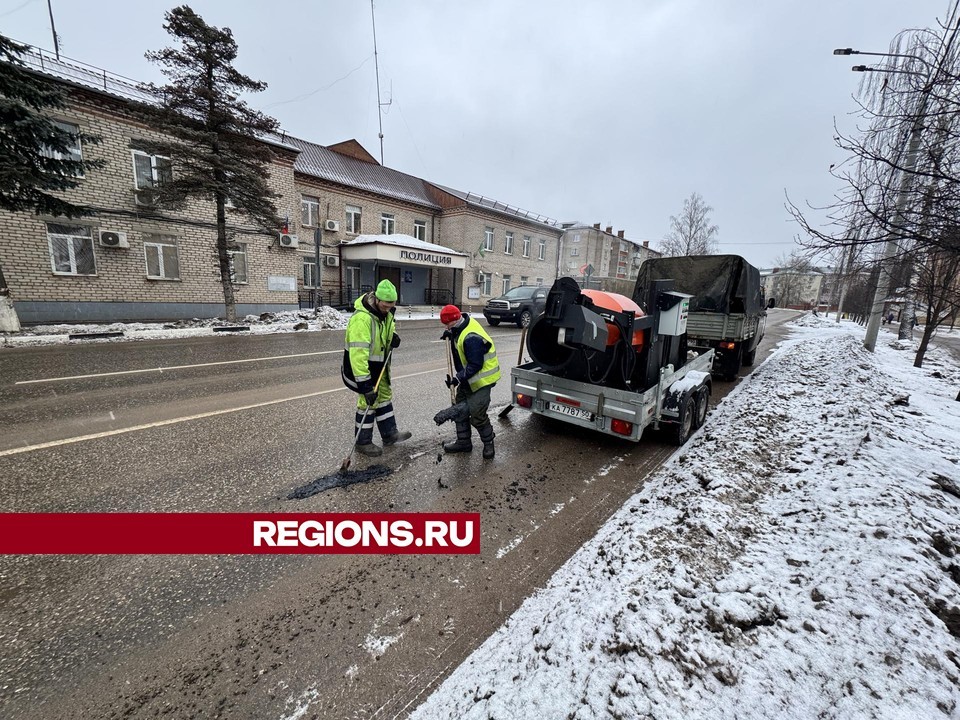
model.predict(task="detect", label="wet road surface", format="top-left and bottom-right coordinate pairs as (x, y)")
top-left (0, 310), bottom-right (800, 718)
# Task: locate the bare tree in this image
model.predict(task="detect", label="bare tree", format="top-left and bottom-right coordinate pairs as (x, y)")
top-left (787, 3), bottom-right (960, 366)
top-left (661, 192), bottom-right (719, 256)
top-left (768, 252), bottom-right (814, 309)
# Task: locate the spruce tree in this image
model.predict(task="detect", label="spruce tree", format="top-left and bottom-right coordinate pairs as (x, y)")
top-left (139, 5), bottom-right (282, 322)
top-left (0, 33), bottom-right (105, 331)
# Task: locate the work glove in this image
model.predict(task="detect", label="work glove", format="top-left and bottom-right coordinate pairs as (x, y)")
top-left (391, 334), bottom-right (401, 349)
top-left (440, 330), bottom-right (452, 341)
top-left (363, 390), bottom-right (378, 407)
top-left (445, 374), bottom-right (460, 388)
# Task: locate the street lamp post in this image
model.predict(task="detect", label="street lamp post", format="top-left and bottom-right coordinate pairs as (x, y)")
top-left (834, 47), bottom-right (933, 351)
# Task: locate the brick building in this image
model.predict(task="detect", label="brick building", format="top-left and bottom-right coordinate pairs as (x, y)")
top-left (1, 45), bottom-right (611, 324)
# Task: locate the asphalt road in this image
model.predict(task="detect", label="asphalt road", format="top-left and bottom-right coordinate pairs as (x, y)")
top-left (0, 309), bottom-right (801, 719)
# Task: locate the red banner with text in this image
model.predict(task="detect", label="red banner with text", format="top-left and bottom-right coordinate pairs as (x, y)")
top-left (0, 513), bottom-right (481, 554)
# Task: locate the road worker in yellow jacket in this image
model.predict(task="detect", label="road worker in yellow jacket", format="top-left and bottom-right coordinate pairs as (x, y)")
top-left (341, 280), bottom-right (411, 456)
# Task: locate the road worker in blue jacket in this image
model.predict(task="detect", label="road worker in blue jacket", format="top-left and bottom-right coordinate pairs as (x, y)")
top-left (341, 280), bottom-right (411, 456)
top-left (433, 304), bottom-right (501, 459)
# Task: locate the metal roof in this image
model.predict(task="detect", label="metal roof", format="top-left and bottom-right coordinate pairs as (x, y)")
top-left (284, 136), bottom-right (441, 209)
top-left (432, 184), bottom-right (560, 229)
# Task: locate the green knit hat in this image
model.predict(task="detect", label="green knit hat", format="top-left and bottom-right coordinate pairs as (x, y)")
top-left (375, 279), bottom-right (398, 302)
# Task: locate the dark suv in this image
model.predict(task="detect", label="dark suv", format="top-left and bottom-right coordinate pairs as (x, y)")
top-left (482, 285), bottom-right (547, 328)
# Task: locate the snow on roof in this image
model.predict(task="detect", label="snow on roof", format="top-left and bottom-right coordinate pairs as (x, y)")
top-left (432, 184), bottom-right (561, 229)
top-left (410, 318), bottom-right (960, 719)
top-left (345, 234), bottom-right (467, 255)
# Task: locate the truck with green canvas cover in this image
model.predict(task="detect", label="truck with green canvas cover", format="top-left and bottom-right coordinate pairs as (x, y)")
top-left (633, 255), bottom-right (766, 380)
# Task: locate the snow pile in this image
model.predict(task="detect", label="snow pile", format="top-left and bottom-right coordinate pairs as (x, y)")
top-left (411, 323), bottom-right (960, 719)
top-left (788, 312), bottom-right (837, 328)
top-left (1, 308), bottom-right (351, 348)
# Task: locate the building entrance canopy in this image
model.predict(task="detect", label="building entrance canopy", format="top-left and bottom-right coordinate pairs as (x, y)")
top-left (340, 234), bottom-right (468, 269)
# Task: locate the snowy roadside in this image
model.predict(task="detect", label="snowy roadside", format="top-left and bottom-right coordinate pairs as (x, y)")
top-left (0, 308), bottom-right (352, 348)
top-left (411, 317), bottom-right (960, 719)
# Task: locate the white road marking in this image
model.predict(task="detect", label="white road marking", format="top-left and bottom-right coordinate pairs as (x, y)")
top-left (15, 350), bottom-right (342, 385)
top-left (0, 369), bottom-right (439, 457)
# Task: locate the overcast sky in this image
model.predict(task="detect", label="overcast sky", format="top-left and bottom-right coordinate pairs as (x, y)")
top-left (1, 0), bottom-right (950, 267)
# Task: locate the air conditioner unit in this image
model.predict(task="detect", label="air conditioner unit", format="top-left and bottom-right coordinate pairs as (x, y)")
top-left (324, 219), bottom-right (340, 232)
top-left (134, 188), bottom-right (159, 207)
top-left (278, 233), bottom-right (299, 248)
top-left (476, 272), bottom-right (485, 284)
top-left (324, 255), bottom-right (340, 267)
top-left (98, 230), bottom-right (129, 249)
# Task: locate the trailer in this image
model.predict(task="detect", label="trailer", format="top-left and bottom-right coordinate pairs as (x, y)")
top-left (508, 276), bottom-right (715, 446)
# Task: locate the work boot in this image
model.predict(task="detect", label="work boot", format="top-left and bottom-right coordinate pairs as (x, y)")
top-left (383, 430), bottom-right (412, 446)
top-left (443, 420), bottom-right (473, 453)
top-left (355, 442), bottom-right (382, 457)
top-left (434, 402), bottom-right (470, 425)
top-left (478, 421), bottom-right (495, 460)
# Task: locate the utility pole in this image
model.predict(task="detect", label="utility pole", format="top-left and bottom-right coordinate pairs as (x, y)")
top-left (46, 0), bottom-right (60, 60)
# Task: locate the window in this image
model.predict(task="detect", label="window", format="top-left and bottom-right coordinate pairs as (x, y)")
top-left (573, 233), bottom-right (581, 243)
top-left (502, 274), bottom-right (512, 294)
top-left (47, 223), bottom-right (96, 276)
top-left (536, 277), bottom-right (544, 286)
top-left (522, 235), bottom-right (531, 257)
top-left (301, 195), bottom-right (320, 227)
top-left (132, 149), bottom-right (172, 189)
top-left (483, 227), bottom-right (494, 253)
top-left (42, 120), bottom-right (84, 174)
top-left (570, 247), bottom-right (580, 257)
top-left (520, 276), bottom-right (528, 286)
top-left (381, 212), bottom-right (395, 235)
top-left (228, 243), bottom-right (247, 284)
top-left (504, 232), bottom-right (514, 255)
top-left (346, 205), bottom-right (362, 234)
top-left (538, 239), bottom-right (546, 261)
top-left (303, 256), bottom-right (318, 288)
top-left (413, 220), bottom-right (426, 241)
top-left (144, 235), bottom-right (180, 280)
top-left (481, 272), bottom-right (492, 296)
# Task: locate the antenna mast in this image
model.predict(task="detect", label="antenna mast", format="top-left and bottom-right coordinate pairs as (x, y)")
top-left (371, 0), bottom-right (387, 164)
top-left (46, 0), bottom-right (60, 60)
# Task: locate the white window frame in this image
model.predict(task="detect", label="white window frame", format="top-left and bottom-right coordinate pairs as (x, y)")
top-left (228, 242), bottom-right (248, 284)
top-left (346, 266), bottom-right (361, 293)
top-left (502, 274), bottom-right (512, 295)
top-left (47, 223), bottom-right (96, 276)
top-left (483, 227), bottom-right (494, 253)
top-left (573, 233), bottom-right (581, 243)
top-left (301, 195), bottom-right (320, 227)
top-left (413, 220), bottom-right (426, 241)
top-left (538, 239), bottom-right (546, 261)
top-left (570, 247), bottom-right (580, 257)
top-left (302, 256), bottom-right (318, 289)
top-left (504, 231), bottom-right (514, 255)
top-left (42, 120), bottom-right (84, 175)
top-left (144, 235), bottom-right (180, 280)
top-left (520, 276), bottom-right (528, 286)
top-left (522, 235), bottom-right (531, 257)
top-left (346, 205), bottom-right (362, 234)
top-left (381, 212), bottom-right (396, 235)
top-left (536, 277), bottom-right (544, 286)
top-left (481, 272), bottom-right (492, 296)
top-left (131, 149), bottom-right (172, 190)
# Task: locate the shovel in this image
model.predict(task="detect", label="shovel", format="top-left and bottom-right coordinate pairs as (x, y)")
top-left (445, 336), bottom-right (457, 405)
top-left (340, 347), bottom-right (393, 473)
top-left (498, 325), bottom-right (528, 418)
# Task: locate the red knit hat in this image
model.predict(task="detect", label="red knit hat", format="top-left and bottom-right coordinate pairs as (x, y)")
top-left (440, 305), bottom-right (462, 324)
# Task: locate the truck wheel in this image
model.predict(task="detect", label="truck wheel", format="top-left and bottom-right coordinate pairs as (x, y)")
top-left (742, 346), bottom-right (757, 366)
top-left (488, 318), bottom-right (500, 326)
top-left (693, 387), bottom-right (709, 429)
top-left (518, 310), bottom-right (532, 328)
top-left (668, 395), bottom-right (695, 446)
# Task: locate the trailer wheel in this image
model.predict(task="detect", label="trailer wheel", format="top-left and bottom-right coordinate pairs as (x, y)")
top-left (693, 386), bottom-right (709, 429)
top-left (668, 395), bottom-right (695, 446)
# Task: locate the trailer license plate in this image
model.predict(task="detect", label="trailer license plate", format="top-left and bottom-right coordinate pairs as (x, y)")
top-left (549, 402), bottom-right (593, 421)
